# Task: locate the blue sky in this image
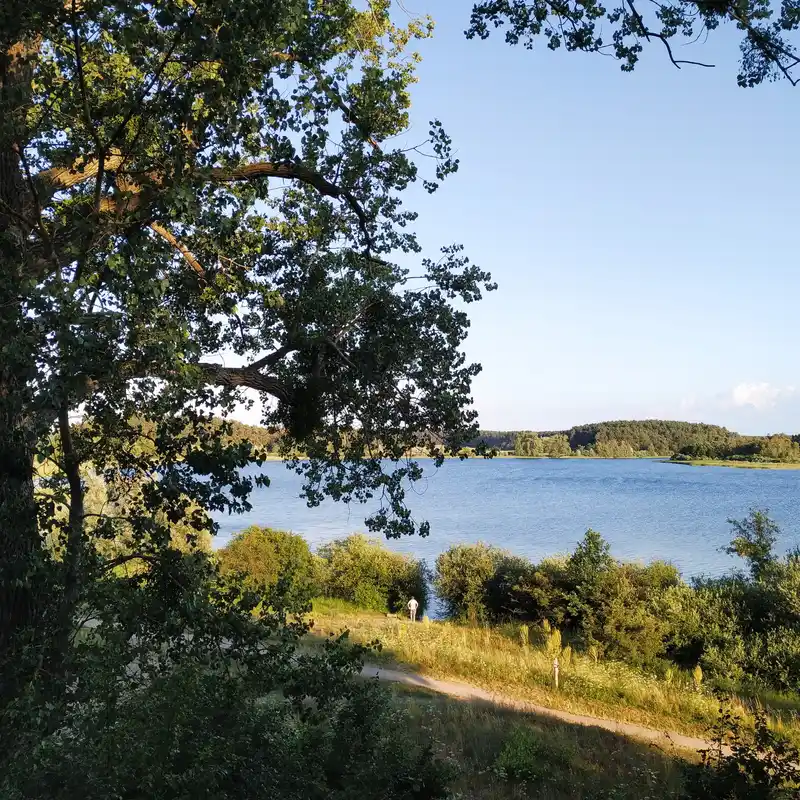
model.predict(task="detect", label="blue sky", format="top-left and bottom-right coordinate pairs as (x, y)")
top-left (394, 3), bottom-right (799, 435)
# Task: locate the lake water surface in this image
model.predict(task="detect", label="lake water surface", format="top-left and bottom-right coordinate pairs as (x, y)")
top-left (213, 458), bottom-right (800, 580)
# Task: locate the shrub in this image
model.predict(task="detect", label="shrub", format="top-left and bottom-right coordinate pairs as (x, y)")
top-left (493, 726), bottom-right (569, 783)
top-left (2, 660), bottom-right (450, 800)
top-left (318, 535), bottom-right (429, 615)
top-left (217, 526), bottom-right (320, 607)
top-left (682, 708), bottom-right (800, 800)
top-left (434, 542), bottom-right (500, 622)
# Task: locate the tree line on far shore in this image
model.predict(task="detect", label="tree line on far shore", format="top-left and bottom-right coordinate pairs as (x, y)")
top-left (506, 420), bottom-right (800, 463)
top-left (208, 418), bottom-right (800, 464)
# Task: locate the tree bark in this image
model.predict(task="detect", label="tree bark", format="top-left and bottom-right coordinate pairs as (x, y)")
top-left (0, 36), bottom-right (45, 713)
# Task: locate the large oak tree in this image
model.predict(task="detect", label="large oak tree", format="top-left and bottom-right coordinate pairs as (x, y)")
top-left (0, 0), bottom-right (493, 743)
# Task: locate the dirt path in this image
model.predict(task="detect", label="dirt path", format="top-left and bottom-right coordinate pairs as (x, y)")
top-left (362, 664), bottom-right (727, 756)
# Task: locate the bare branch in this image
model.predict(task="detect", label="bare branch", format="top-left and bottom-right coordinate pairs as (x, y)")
top-left (626, 0), bottom-right (715, 69)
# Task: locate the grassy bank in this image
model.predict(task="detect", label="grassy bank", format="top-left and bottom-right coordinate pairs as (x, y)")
top-left (668, 458), bottom-right (800, 469)
top-left (309, 599), bottom-right (800, 747)
top-left (393, 685), bottom-right (689, 799)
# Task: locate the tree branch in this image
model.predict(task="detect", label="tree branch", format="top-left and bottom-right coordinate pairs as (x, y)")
top-left (246, 344), bottom-right (296, 372)
top-left (35, 156), bottom-right (371, 244)
top-left (149, 221), bottom-right (205, 278)
top-left (196, 362), bottom-right (292, 403)
top-left (208, 160), bottom-right (371, 244)
top-left (626, 0), bottom-right (715, 69)
top-left (34, 150), bottom-right (124, 203)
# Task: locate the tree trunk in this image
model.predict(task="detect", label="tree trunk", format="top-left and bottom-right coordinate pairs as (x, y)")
top-left (0, 36), bottom-right (45, 715)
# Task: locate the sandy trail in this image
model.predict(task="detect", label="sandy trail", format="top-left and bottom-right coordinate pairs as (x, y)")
top-left (361, 664), bottom-right (727, 756)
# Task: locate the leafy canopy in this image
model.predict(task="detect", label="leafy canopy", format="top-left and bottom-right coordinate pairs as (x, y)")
top-left (0, 0), bottom-right (491, 783)
top-left (467, 0), bottom-right (800, 86)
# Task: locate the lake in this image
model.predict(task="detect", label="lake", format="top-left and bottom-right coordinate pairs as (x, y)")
top-left (212, 458), bottom-right (800, 580)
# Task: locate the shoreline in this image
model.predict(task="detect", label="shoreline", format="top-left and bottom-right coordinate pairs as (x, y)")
top-left (667, 459), bottom-right (800, 470)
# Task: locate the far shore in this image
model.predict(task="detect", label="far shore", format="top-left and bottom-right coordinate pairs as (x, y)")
top-left (667, 458), bottom-right (800, 470)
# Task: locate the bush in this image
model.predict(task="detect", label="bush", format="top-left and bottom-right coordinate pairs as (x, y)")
top-left (434, 542), bottom-right (500, 622)
top-left (318, 534), bottom-right (429, 615)
top-left (217, 526), bottom-right (320, 607)
top-left (2, 659), bottom-right (450, 800)
top-left (682, 708), bottom-right (800, 799)
top-left (440, 513), bottom-right (800, 696)
top-left (493, 726), bottom-right (569, 783)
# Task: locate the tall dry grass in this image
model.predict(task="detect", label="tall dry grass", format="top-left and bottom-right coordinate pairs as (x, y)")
top-left (309, 600), bottom-right (800, 744)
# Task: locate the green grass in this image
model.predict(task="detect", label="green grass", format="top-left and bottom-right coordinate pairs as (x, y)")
top-left (668, 459), bottom-right (800, 469)
top-left (393, 686), bottom-right (689, 799)
top-left (309, 603), bottom-right (800, 746)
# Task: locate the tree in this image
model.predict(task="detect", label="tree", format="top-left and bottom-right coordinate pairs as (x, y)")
top-left (217, 526), bottom-right (320, 607)
top-left (435, 542), bottom-right (501, 622)
top-left (0, 0), bottom-right (493, 775)
top-left (725, 509), bottom-right (779, 581)
top-left (466, 0), bottom-right (800, 87)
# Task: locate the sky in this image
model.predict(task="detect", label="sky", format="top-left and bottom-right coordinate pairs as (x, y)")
top-left (223, 4), bottom-right (799, 435)
top-left (383, 2), bottom-right (800, 435)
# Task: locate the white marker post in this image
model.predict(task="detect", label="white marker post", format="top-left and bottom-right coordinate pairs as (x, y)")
top-left (553, 656), bottom-right (559, 690)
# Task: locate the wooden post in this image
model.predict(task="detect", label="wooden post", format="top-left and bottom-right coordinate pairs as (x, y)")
top-left (553, 656), bottom-right (559, 690)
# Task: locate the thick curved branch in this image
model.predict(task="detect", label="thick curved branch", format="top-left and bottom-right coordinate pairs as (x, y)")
top-left (149, 221), bottom-right (205, 278)
top-left (34, 150), bottom-right (124, 203)
top-left (208, 160), bottom-right (370, 240)
top-left (196, 362), bottom-right (291, 403)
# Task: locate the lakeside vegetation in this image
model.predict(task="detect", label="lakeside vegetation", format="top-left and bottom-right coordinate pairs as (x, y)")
top-left (671, 459), bottom-right (800, 470)
top-left (212, 517), bottom-right (800, 796)
top-left (220, 513), bottom-right (800, 740)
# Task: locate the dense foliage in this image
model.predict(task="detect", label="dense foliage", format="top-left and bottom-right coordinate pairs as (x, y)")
top-left (472, 430), bottom-right (518, 451)
top-left (219, 528), bottom-right (429, 615)
top-left (2, 608), bottom-right (450, 800)
top-left (674, 434), bottom-right (800, 463)
top-left (467, 0), bottom-right (800, 87)
top-left (511, 419), bottom-right (800, 461)
top-left (318, 534), bottom-right (430, 614)
top-left (435, 511), bottom-right (800, 693)
top-left (0, 0), bottom-right (489, 795)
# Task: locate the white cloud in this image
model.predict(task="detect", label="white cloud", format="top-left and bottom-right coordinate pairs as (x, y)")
top-left (730, 382), bottom-right (795, 410)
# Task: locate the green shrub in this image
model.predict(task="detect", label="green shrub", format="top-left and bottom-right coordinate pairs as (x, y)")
top-left (2, 661), bottom-right (450, 800)
top-left (434, 542), bottom-right (501, 622)
top-left (493, 726), bottom-right (570, 783)
top-left (681, 708), bottom-right (800, 799)
top-left (318, 534), bottom-right (429, 615)
top-left (744, 628), bottom-right (800, 692)
top-left (217, 526), bottom-right (320, 607)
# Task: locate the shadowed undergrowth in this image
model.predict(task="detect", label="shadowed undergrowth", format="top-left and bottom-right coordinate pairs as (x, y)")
top-left (391, 685), bottom-right (689, 799)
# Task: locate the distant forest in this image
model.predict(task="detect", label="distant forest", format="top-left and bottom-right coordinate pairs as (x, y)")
top-left (480, 420), bottom-right (800, 463)
top-left (218, 418), bottom-right (800, 464)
